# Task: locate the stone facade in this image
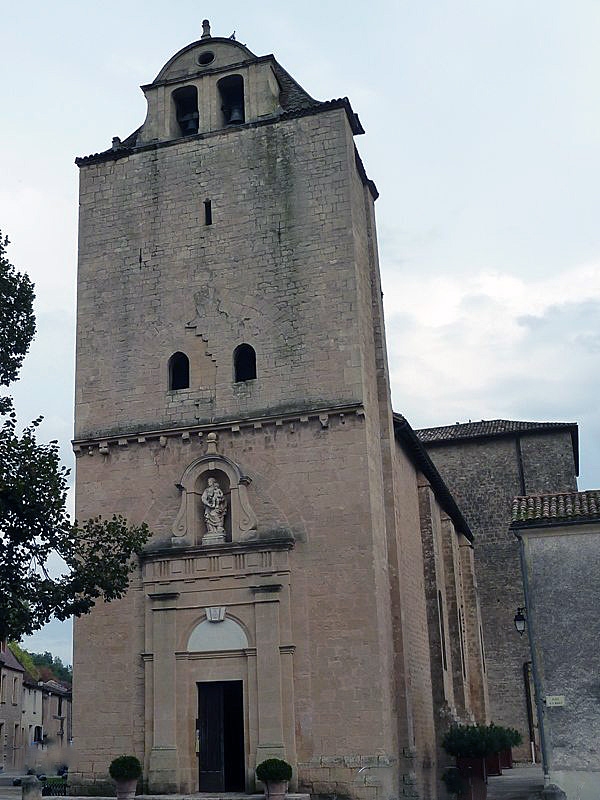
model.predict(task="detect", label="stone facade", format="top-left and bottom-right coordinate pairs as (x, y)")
top-left (71, 25), bottom-right (487, 800)
top-left (0, 649), bottom-right (71, 772)
top-left (21, 676), bottom-right (44, 757)
top-left (415, 421), bottom-right (578, 760)
top-left (0, 642), bottom-right (24, 770)
top-left (512, 491), bottom-right (600, 800)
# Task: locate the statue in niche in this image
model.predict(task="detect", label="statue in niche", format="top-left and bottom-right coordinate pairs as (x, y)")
top-left (201, 476), bottom-right (227, 535)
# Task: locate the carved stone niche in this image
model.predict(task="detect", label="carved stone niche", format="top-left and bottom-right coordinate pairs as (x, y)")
top-left (171, 454), bottom-right (257, 546)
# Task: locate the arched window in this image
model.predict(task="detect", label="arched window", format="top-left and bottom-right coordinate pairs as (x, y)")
top-left (438, 590), bottom-right (448, 672)
top-left (233, 344), bottom-right (256, 382)
top-left (169, 352), bottom-right (190, 390)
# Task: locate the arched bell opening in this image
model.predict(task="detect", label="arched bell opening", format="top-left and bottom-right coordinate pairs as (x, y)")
top-left (218, 75), bottom-right (245, 126)
top-left (172, 85), bottom-right (199, 136)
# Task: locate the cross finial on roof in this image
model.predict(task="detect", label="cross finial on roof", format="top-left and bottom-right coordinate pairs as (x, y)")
top-left (201, 19), bottom-right (211, 39)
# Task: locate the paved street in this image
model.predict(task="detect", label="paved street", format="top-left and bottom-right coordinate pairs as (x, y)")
top-left (0, 770), bottom-right (546, 800)
top-left (488, 765), bottom-right (545, 799)
top-left (0, 787), bottom-right (21, 800)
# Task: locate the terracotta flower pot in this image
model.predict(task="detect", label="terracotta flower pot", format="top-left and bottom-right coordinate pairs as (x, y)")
top-left (115, 777), bottom-right (138, 800)
top-left (265, 779), bottom-right (288, 800)
top-left (456, 758), bottom-right (487, 800)
top-left (485, 751), bottom-right (502, 776)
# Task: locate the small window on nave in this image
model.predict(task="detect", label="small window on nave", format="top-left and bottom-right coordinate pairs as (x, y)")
top-left (233, 343), bottom-right (256, 382)
top-left (169, 352), bottom-right (190, 390)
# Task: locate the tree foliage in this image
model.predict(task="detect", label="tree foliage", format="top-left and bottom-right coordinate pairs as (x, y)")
top-left (0, 234), bottom-right (35, 396)
top-left (8, 641), bottom-right (40, 679)
top-left (0, 231), bottom-right (150, 642)
top-left (441, 723), bottom-right (523, 758)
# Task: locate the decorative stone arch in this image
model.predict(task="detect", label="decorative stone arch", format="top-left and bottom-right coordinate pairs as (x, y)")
top-left (186, 609), bottom-right (250, 652)
top-left (172, 437), bottom-right (257, 546)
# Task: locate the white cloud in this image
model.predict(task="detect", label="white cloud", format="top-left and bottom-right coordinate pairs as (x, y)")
top-left (385, 261), bottom-right (600, 488)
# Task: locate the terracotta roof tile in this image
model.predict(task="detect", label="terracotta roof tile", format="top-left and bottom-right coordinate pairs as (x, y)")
top-left (511, 490), bottom-right (600, 525)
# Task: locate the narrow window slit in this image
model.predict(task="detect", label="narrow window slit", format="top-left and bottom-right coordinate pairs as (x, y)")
top-left (204, 200), bottom-right (212, 226)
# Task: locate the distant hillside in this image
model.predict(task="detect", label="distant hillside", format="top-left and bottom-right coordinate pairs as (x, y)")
top-left (9, 643), bottom-right (72, 687)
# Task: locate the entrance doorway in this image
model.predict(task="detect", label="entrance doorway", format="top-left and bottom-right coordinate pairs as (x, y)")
top-left (197, 681), bottom-right (245, 791)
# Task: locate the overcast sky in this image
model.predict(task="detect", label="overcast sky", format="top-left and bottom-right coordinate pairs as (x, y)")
top-left (2, 1), bottom-right (599, 664)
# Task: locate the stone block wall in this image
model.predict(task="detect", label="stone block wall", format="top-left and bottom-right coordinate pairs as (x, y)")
top-left (389, 448), bottom-right (437, 798)
top-left (421, 430), bottom-right (577, 758)
top-left (520, 524), bottom-right (600, 800)
top-left (73, 413), bottom-right (402, 799)
top-left (75, 109), bottom-right (368, 440)
top-left (416, 477), bottom-right (489, 798)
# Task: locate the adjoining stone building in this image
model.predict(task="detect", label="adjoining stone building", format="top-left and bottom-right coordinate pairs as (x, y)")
top-left (511, 490), bottom-right (600, 800)
top-left (22, 672), bottom-right (45, 755)
top-left (0, 642), bottom-right (24, 770)
top-left (415, 420), bottom-right (579, 760)
top-left (71, 22), bottom-right (487, 800)
top-left (41, 680), bottom-right (72, 750)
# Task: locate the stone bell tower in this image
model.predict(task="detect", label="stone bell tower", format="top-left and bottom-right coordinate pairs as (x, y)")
top-left (71, 20), bottom-right (432, 799)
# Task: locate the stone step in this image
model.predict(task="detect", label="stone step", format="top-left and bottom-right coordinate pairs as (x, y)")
top-left (68, 795), bottom-right (310, 800)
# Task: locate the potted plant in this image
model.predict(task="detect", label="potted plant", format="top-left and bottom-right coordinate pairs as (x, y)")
top-left (484, 724), bottom-right (504, 777)
top-left (441, 724), bottom-right (495, 800)
top-left (441, 766), bottom-right (465, 797)
top-left (499, 727), bottom-right (522, 770)
top-left (109, 756), bottom-right (142, 800)
top-left (256, 758), bottom-right (292, 800)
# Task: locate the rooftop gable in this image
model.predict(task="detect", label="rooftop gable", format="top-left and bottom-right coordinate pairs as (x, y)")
top-left (415, 418), bottom-right (579, 475)
top-left (0, 646), bottom-right (25, 673)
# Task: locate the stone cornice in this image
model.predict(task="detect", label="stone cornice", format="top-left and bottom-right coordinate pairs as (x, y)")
top-left (75, 96), bottom-right (365, 167)
top-left (72, 402), bottom-right (365, 454)
top-left (140, 535), bottom-right (295, 562)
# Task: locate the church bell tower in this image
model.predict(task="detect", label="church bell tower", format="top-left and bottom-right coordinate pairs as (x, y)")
top-left (72, 21), bottom-right (407, 799)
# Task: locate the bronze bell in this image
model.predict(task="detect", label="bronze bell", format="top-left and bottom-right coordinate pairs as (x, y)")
top-left (227, 104), bottom-right (244, 124)
top-left (179, 112), bottom-right (199, 135)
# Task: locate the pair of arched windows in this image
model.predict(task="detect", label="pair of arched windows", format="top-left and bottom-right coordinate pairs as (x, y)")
top-left (168, 344), bottom-right (256, 391)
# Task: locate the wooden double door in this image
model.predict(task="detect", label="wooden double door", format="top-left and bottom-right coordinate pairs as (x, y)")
top-left (197, 681), bottom-right (245, 791)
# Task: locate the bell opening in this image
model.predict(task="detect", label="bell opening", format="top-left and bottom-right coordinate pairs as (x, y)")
top-left (173, 85), bottom-right (199, 137)
top-left (218, 74), bottom-right (245, 126)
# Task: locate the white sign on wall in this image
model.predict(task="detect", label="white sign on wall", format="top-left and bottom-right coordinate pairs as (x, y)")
top-left (545, 695), bottom-right (566, 707)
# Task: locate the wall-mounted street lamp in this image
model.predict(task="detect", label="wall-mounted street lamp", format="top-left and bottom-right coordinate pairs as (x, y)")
top-left (514, 606), bottom-right (527, 635)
